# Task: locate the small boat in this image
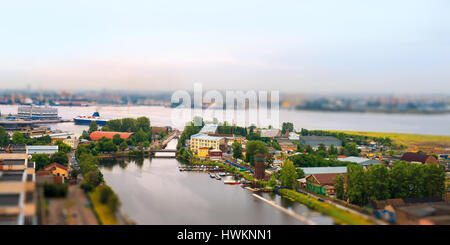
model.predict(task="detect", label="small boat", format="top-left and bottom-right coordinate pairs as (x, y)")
top-left (245, 187), bottom-right (258, 192)
top-left (215, 174), bottom-right (222, 180)
top-left (224, 180), bottom-right (240, 185)
top-left (209, 173), bottom-right (215, 178)
top-left (218, 173), bottom-right (227, 177)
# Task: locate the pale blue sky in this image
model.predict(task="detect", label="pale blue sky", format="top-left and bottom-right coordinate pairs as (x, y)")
top-left (0, 0), bottom-right (449, 93)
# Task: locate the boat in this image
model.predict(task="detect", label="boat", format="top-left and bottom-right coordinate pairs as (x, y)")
top-left (224, 180), bottom-right (240, 185)
top-left (73, 112), bottom-right (108, 126)
top-left (218, 173), bottom-right (227, 177)
top-left (214, 174), bottom-right (222, 180)
top-left (209, 173), bottom-right (215, 178)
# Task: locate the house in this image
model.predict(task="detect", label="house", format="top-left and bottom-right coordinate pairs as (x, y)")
top-left (189, 133), bottom-right (225, 154)
top-left (276, 138), bottom-right (297, 152)
top-left (89, 131), bottom-right (134, 141)
top-left (0, 153), bottom-right (37, 225)
top-left (209, 149), bottom-right (223, 161)
top-left (151, 126), bottom-right (170, 140)
top-left (43, 163), bottom-right (69, 178)
top-left (400, 152), bottom-right (439, 164)
top-left (26, 145), bottom-right (59, 155)
top-left (338, 156), bottom-right (380, 168)
top-left (305, 173), bottom-right (346, 196)
top-left (298, 136), bottom-right (342, 150)
top-left (288, 132), bottom-right (300, 141)
top-left (260, 129), bottom-right (281, 138)
top-left (197, 147), bottom-right (210, 158)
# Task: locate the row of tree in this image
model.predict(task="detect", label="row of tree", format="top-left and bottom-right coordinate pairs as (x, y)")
top-left (335, 162), bottom-right (446, 206)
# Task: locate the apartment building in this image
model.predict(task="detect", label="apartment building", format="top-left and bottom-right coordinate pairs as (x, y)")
top-left (189, 133), bottom-right (225, 155)
top-left (0, 153), bottom-right (37, 225)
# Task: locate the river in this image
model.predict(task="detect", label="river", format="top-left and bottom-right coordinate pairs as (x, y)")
top-left (98, 139), bottom-right (334, 225)
top-left (1, 105), bottom-right (449, 136)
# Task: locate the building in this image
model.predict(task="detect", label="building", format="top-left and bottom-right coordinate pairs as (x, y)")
top-left (305, 173), bottom-right (346, 196)
top-left (298, 136), bottom-right (342, 150)
top-left (260, 129), bottom-right (281, 138)
top-left (338, 156), bottom-right (380, 168)
top-left (276, 138), bottom-right (297, 152)
top-left (199, 124), bottom-right (218, 134)
top-left (197, 147), bottom-right (210, 158)
top-left (209, 149), bottom-right (223, 161)
top-left (26, 145), bottom-right (59, 155)
top-left (189, 133), bottom-right (225, 154)
top-left (43, 163), bottom-right (69, 178)
top-left (17, 105), bottom-right (59, 120)
top-left (89, 131), bottom-right (134, 141)
top-left (0, 153), bottom-right (37, 225)
top-left (400, 152), bottom-right (439, 164)
top-left (254, 153), bottom-right (265, 180)
top-left (300, 167), bottom-right (347, 175)
top-left (288, 132), bottom-right (300, 141)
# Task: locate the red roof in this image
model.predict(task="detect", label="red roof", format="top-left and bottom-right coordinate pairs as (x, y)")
top-left (89, 131), bottom-right (134, 141)
top-left (36, 170), bottom-right (51, 176)
top-left (44, 162), bottom-right (68, 171)
top-left (400, 152), bottom-right (437, 164)
top-left (311, 173), bottom-right (346, 186)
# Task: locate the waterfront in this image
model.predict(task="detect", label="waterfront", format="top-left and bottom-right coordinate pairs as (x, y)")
top-left (1, 105), bottom-right (450, 136)
top-left (98, 139), bottom-right (334, 225)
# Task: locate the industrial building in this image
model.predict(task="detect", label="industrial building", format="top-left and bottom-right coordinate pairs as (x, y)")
top-left (26, 145), bottom-right (59, 155)
top-left (298, 136), bottom-right (342, 150)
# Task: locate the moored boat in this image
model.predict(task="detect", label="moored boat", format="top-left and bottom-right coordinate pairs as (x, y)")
top-left (224, 180), bottom-right (240, 185)
top-left (214, 174), bottom-right (221, 180)
top-left (74, 112), bottom-right (108, 126)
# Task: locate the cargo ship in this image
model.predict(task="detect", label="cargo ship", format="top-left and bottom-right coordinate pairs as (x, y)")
top-left (73, 112), bottom-right (108, 126)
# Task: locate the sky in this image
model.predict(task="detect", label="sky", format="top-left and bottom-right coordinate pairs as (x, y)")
top-left (0, 0), bottom-right (449, 93)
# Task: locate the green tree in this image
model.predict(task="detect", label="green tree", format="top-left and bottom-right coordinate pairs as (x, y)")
top-left (119, 141), bottom-right (128, 151)
top-left (112, 134), bottom-right (123, 145)
top-left (12, 132), bottom-right (25, 145)
top-left (50, 152), bottom-right (68, 166)
top-left (366, 164), bottom-right (390, 201)
top-left (389, 161), bottom-right (410, 198)
top-left (281, 122), bottom-right (294, 134)
top-left (31, 154), bottom-right (51, 170)
top-left (280, 160), bottom-right (298, 189)
top-left (231, 141), bottom-right (243, 160)
top-left (334, 174), bottom-right (345, 200)
top-left (54, 140), bottom-right (72, 153)
top-left (346, 164), bottom-right (368, 206)
top-left (296, 168), bottom-right (305, 179)
top-left (328, 144), bottom-right (338, 155)
top-left (88, 121), bottom-right (98, 134)
top-left (245, 140), bottom-right (268, 165)
top-left (0, 126), bottom-right (10, 147)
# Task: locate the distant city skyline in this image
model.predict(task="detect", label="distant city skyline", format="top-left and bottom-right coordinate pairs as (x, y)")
top-left (1, 0), bottom-right (449, 94)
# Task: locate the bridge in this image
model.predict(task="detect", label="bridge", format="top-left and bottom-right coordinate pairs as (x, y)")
top-left (149, 149), bottom-right (177, 153)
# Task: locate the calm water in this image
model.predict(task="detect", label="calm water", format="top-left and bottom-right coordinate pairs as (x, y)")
top-left (1, 105), bottom-right (449, 136)
top-left (98, 139), bottom-right (334, 225)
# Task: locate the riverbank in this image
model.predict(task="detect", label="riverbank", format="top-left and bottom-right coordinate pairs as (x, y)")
top-left (278, 189), bottom-right (375, 225)
top-left (88, 187), bottom-right (120, 225)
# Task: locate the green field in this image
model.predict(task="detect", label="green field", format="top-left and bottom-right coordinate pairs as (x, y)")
top-left (333, 130), bottom-right (450, 151)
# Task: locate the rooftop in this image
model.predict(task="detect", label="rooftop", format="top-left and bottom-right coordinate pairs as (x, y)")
top-left (199, 124), bottom-right (218, 134)
top-left (301, 167), bottom-right (347, 175)
top-left (90, 131), bottom-right (134, 141)
top-left (191, 133), bottom-right (224, 141)
top-left (401, 152), bottom-right (436, 163)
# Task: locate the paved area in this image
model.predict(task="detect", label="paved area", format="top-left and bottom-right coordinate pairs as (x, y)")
top-left (45, 185), bottom-right (98, 225)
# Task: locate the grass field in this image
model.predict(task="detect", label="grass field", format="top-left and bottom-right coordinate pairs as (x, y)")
top-left (88, 187), bottom-right (119, 225)
top-left (332, 130), bottom-right (450, 152)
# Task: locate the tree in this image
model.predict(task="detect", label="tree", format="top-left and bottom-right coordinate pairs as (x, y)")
top-left (0, 126), bottom-right (10, 147)
top-left (88, 121), bottom-right (98, 134)
top-left (389, 161), bottom-right (410, 198)
top-left (281, 122), bottom-right (294, 134)
top-left (12, 132), bottom-right (25, 145)
top-left (119, 141), bottom-right (128, 151)
top-left (296, 168), bottom-right (305, 179)
top-left (346, 164), bottom-right (368, 206)
top-left (54, 140), bottom-right (72, 153)
top-left (245, 140), bottom-right (268, 165)
top-left (328, 144), bottom-right (338, 155)
top-left (31, 154), bottom-right (51, 170)
top-left (280, 160), bottom-right (298, 189)
top-left (334, 174), bottom-right (345, 200)
top-left (232, 141), bottom-right (243, 160)
top-left (366, 164), bottom-right (390, 201)
top-left (317, 143), bottom-right (327, 152)
top-left (50, 152), bottom-right (68, 166)
top-left (112, 134), bottom-right (123, 145)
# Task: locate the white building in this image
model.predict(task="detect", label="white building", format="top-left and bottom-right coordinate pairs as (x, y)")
top-left (26, 145), bottom-right (59, 155)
